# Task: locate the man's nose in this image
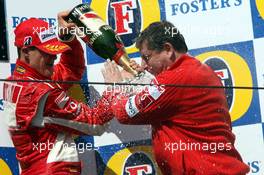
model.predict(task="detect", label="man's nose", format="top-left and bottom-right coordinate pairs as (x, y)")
top-left (141, 60), bottom-right (148, 70)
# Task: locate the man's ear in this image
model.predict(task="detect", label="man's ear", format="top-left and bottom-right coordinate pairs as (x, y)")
top-left (163, 42), bottom-right (174, 52)
top-left (164, 42), bottom-right (177, 61)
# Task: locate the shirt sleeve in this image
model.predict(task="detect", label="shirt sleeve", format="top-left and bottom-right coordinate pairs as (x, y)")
top-left (108, 72), bottom-right (181, 125)
top-left (52, 38), bottom-right (85, 90)
top-left (31, 88), bottom-right (113, 136)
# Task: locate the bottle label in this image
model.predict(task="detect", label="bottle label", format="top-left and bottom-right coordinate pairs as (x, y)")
top-left (79, 12), bottom-right (105, 33)
top-left (79, 12), bottom-right (107, 45)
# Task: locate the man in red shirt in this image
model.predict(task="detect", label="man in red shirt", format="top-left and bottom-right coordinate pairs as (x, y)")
top-left (102, 21), bottom-right (249, 175)
top-left (3, 12), bottom-right (113, 174)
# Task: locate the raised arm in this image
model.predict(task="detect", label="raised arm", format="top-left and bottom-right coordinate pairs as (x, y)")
top-left (52, 11), bottom-right (85, 90)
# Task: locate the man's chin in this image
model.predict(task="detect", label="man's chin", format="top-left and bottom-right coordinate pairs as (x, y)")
top-left (149, 70), bottom-right (158, 76)
top-left (44, 71), bottom-right (54, 78)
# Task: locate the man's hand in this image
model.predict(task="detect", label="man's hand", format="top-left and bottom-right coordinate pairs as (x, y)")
top-left (121, 60), bottom-right (146, 81)
top-left (102, 60), bottom-right (123, 83)
top-left (57, 11), bottom-right (75, 40)
top-left (102, 59), bottom-right (146, 83)
top-left (129, 59), bottom-right (145, 73)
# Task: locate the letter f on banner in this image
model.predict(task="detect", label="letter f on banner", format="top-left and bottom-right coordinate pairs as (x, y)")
top-left (110, 0), bottom-right (137, 35)
top-left (125, 164), bottom-right (152, 175)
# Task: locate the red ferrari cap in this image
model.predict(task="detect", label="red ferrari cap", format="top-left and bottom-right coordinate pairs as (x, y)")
top-left (14, 18), bottom-right (70, 55)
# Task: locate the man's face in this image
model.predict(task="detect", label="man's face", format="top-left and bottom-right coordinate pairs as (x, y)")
top-left (26, 48), bottom-right (57, 78)
top-left (139, 41), bottom-right (174, 76)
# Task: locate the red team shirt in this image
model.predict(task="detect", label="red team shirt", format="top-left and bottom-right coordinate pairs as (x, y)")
top-left (109, 54), bottom-right (250, 175)
top-left (3, 39), bottom-right (113, 175)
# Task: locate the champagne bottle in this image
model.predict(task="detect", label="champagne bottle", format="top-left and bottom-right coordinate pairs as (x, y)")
top-left (67, 3), bottom-right (138, 76)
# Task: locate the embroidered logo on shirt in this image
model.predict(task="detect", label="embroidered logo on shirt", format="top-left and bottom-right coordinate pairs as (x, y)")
top-left (16, 66), bottom-right (26, 74)
top-left (125, 95), bottom-right (139, 118)
top-left (55, 92), bottom-right (69, 109)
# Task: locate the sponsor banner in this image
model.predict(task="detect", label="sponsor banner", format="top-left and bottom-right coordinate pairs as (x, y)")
top-left (189, 41), bottom-right (261, 126)
top-left (94, 140), bottom-right (162, 175)
top-left (82, 0), bottom-right (163, 64)
top-left (164, 0), bottom-right (253, 50)
top-left (0, 0), bottom-right (8, 62)
top-left (250, 0), bottom-right (264, 38)
top-left (0, 147), bottom-right (19, 175)
top-left (253, 38), bottom-right (264, 122)
top-left (0, 63), bottom-right (13, 147)
top-left (233, 124), bottom-right (264, 174)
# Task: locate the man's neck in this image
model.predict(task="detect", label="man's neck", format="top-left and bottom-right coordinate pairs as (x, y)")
top-left (175, 52), bottom-right (183, 61)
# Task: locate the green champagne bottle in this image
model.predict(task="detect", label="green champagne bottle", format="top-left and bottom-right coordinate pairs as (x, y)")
top-left (67, 3), bottom-right (138, 76)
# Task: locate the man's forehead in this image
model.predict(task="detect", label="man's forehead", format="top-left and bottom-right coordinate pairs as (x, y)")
top-left (139, 41), bottom-right (150, 53)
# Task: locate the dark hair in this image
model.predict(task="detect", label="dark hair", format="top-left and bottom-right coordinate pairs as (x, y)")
top-left (136, 21), bottom-right (188, 53)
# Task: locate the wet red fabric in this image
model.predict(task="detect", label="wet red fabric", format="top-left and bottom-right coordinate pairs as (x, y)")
top-left (110, 54), bottom-right (250, 175)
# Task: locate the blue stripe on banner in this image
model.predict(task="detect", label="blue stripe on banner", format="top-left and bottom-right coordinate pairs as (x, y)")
top-left (159, 0), bottom-right (167, 20)
top-left (86, 47), bottom-right (106, 65)
top-left (82, 0), bottom-right (92, 4)
top-left (11, 63), bottom-right (16, 74)
top-left (128, 52), bottom-right (141, 58)
top-left (0, 147), bottom-right (19, 175)
top-left (250, 0), bottom-right (264, 39)
top-left (0, 99), bottom-right (3, 111)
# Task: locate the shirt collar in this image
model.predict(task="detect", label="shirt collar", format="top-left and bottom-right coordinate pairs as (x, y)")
top-left (13, 59), bottom-right (50, 80)
top-left (168, 54), bottom-right (193, 70)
